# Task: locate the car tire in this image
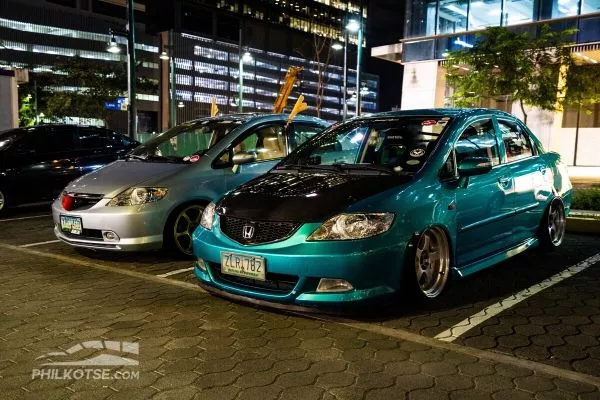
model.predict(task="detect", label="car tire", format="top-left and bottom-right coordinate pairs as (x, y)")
top-left (404, 226), bottom-right (452, 300)
top-left (538, 198), bottom-right (566, 252)
top-left (164, 202), bottom-right (207, 258)
top-left (0, 187), bottom-right (8, 217)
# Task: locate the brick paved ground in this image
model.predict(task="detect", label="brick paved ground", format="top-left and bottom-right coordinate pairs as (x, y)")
top-left (1, 247), bottom-right (599, 400)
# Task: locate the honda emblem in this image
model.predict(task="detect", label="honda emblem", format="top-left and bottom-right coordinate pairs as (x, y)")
top-left (242, 224), bottom-right (255, 240)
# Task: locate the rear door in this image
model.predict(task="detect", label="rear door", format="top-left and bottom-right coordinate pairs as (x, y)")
top-left (496, 118), bottom-right (548, 242)
top-left (454, 118), bottom-right (516, 268)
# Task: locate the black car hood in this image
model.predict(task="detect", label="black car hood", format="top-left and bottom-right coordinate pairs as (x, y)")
top-left (218, 171), bottom-right (408, 222)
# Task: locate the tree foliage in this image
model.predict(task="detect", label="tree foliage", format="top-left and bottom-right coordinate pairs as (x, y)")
top-left (19, 56), bottom-right (157, 125)
top-left (445, 25), bottom-right (598, 124)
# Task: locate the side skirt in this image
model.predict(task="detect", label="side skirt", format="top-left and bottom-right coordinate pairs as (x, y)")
top-left (452, 237), bottom-right (539, 279)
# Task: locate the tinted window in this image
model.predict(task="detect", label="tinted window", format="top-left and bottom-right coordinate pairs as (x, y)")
top-left (78, 128), bottom-right (111, 149)
top-left (455, 119), bottom-right (500, 166)
top-left (498, 120), bottom-right (533, 162)
top-left (15, 126), bottom-right (75, 153)
top-left (290, 124), bottom-right (324, 149)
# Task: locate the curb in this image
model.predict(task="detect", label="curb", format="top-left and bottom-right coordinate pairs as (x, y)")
top-left (567, 216), bottom-right (600, 235)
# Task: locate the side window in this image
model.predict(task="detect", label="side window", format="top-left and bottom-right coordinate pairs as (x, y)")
top-left (14, 127), bottom-right (75, 153)
top-left (455, 119), bottom-right (500, 166)
top-left (78, 128), bottom-right (110, 149)
top-left (498, 120), bottom-right (533, 162)
top-left (290, 124), bottom-right (324, 151)
top-left (217, 124), bottom-right (286, 165)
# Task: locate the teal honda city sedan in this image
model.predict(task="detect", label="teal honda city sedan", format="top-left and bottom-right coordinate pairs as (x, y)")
top-left (192, 109), bottom-right (572, 309)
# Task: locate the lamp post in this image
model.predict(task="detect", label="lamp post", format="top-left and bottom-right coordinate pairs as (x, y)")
top-left (160, 31), bottom-right (176, 128)
top-left (331, 38), bottom-right (348, 121)
top-left (106, 0), bottom-right (137, 139)
top-left (345, 18), bottom-right (362, 117)
top-left (238, 51), bottom-right (252, 113)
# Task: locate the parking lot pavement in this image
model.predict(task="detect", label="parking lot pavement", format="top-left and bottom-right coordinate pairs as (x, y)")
top-left (2, 244), bottom-right (600, 400)
top-left (1, 209), bottom-right (600, 398)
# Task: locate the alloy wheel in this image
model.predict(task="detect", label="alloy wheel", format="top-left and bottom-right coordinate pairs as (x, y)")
top-left (173, 204), bottom-right (205, 256)
top-left (548, 200), bottom-right (566, 247)
top-left (414, 227), bottom-right (451, 298)
top-left (0, 189), bottom-right (5, 212)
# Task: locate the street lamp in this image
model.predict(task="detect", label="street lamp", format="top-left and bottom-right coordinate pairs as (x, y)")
top-left (106, 35), bottom-right (121, 54)
top-left (159, 38), bottom-right (177, 128)
top-left (238, 50), bottom-right (252, 113)
top-left (345, 18), bottom-right (363, 117)
top-left (105, 0), bottom-right (137, 139)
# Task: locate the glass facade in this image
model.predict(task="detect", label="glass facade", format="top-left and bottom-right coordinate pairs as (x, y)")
top-left (407, 0), bottom-right (600, 38)
top-left (404, 0), bottom-right (600, 62)
top-left (171, 32), bottom-right (379, 123)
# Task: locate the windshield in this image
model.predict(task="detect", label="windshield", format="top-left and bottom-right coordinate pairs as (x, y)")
top-left (129, 119), bottom-right (245, 163)
top-left (278, 116), bottom-right (451, 175)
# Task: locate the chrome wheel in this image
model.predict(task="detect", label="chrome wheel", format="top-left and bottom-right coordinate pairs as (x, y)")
top-left (0, 189), bottom-right (4, 212)
top-left (173, 204), bottom-right (205, 256)
top-left (414, 227), bottom-right (451, 298)
top-left (547, 200), bottom-right (566, 247)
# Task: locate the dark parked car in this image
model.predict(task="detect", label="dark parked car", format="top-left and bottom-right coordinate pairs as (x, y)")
top-left (0, 125), bottom-right (138, 215)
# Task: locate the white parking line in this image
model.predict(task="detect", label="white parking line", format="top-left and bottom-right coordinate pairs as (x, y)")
top-left (435, 252), bottom-right (600, 342)
top-left (0, 214), bottom-right (52, 222)
top-left (19, 240), bottom-right (61, 248)
top-left (156, 267), bottom-right (195, 278)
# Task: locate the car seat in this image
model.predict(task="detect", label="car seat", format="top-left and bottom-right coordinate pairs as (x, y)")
top-left (256, 127), bottom-right (285, 161)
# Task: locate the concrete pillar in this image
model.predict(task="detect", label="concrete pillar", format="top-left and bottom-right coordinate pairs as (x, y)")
top-left (0, 70), bottom-right (18, 131)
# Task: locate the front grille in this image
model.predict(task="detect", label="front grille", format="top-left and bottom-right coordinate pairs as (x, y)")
top-left (220, 216), bottom-right (300, 245)
top-left (67, 193), bottom-right (104, 211)
top-left (209, 263), bottom-right (298, 294)
top-left (62, 228), bottom-right (103, 241)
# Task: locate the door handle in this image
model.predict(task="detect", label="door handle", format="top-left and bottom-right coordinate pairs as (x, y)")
top-left (538, 166), bottom-right (546, 174)
top-left (498, 176), bottom-right (511, 187)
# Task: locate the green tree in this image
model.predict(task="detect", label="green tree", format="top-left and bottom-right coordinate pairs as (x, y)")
top-left (444, 25), bottom-right (597, 125)
top-left (22, 56), bottom-right (157, 125)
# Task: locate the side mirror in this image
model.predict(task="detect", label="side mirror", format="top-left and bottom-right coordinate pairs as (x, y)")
top-left (232, 151), bottom-right (257, 165)
top-left (458, 156), bottom-right (493, 177)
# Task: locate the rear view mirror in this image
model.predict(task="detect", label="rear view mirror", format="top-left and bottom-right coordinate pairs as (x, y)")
top-left (232, 151), bottom-right (257, 165)
top-left (458, 156), bottom-right (492, 176)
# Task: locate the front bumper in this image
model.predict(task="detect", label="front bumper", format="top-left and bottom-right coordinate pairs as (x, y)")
top-left (51, 198), bottom-right (167, 251)
top-left (192, 220), bottom-right (407, 306)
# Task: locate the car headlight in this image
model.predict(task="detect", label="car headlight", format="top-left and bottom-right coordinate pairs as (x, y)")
top-left (307, 213), bottom-right (395, 241)
top-left (106, 187), bottom-right (168, 207)
top-left (200, 202), bottom-right (216, 230)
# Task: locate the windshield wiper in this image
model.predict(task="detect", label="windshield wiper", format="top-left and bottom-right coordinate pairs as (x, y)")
top-left (276, 163), bottom-right (347, 174)
top-left (333, 163), bottom-right (395, 175)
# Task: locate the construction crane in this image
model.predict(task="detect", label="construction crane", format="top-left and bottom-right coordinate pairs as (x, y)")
top-left (272, 66), bottom-right (303, 113)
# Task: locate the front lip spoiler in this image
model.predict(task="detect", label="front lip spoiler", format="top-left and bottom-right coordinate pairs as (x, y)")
top-left (196, 280), bottom-right (388, 316)
top-left (197, 280), bottom-right (323, 314)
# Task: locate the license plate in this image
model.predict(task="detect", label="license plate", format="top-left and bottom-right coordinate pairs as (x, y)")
top-left (60, 215), bottom-right (82, 235)
top-left (221, 252), bottom-right (266, 281)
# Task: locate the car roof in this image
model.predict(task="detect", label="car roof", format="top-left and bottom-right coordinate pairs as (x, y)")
top-left (187, 113), bottom-right (329, 126)
top-left (350, 108), bottom-right (516, 121)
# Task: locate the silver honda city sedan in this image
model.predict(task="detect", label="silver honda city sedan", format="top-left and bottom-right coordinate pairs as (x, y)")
top-left (52, 113), bottom-right (329, 256)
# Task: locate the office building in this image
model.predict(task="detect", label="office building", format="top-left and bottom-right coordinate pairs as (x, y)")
top-left (372, 0), bottom-right (600, 167)
top-left (0, 0), bottom-right (379, 135)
